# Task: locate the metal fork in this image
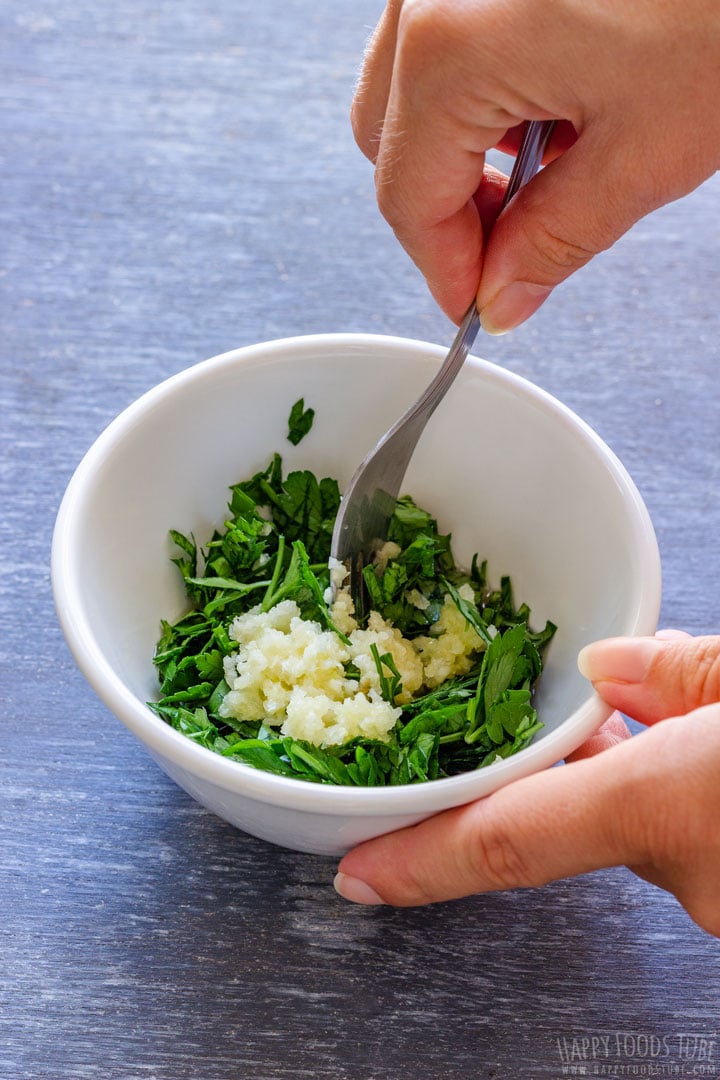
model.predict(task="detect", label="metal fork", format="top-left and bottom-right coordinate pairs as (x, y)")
top-left (330, 119), bottom-right (556, 606)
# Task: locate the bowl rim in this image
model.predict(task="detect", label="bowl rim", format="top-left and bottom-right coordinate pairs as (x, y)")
top-left (52, 332), bottom-right (661, 816)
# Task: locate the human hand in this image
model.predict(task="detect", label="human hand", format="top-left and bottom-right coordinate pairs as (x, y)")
top-left (334, 633), bottom-right (720, 938)
top-left (352, 0), bottom-right (720, 327)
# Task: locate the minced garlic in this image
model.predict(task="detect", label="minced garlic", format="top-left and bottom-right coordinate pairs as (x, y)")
top-left (219, 580), bottom-right (487, 749)
top-left (413, 585), bottom-right (485, 687)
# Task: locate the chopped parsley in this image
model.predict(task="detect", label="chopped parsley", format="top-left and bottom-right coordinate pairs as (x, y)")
top-left (286, 397), bottom-right (315, 446)
top-left (149, 401), bottom-right (556, 786)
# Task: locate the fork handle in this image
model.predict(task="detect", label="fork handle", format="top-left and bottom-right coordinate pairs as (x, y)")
top-left (504, 119), bottom-right (557, 206)
top-left (410, 119), bottom-right (557, 425)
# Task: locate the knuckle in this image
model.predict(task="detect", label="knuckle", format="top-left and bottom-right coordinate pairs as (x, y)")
top-left (399, 0), bottom-right (508, 54)
top-left (398, 0), bottom-right (448, 51)
top-left (399, 872), bottom-right (444, 907)
top-left (350, 95), bottom-right (379, 162)
top-left (686, 638), bottom-right (720, 706)
top-left (465, 803), bottom-right (536, 891)
top-left (524, 216), bottom-right (599, 276)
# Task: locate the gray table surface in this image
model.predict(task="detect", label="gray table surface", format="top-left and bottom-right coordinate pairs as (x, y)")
top-left (2, 2), bottom-right (719, 1078)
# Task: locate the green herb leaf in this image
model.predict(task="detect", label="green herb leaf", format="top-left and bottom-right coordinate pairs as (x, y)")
top-left (369, 644), bottom-right (404, 704)
top-left (150, 441), bottom-right (557, 785)
top-left (287, 398), bottom-right (315, 446)
top-left (442, 577), bottom-right (493, 646)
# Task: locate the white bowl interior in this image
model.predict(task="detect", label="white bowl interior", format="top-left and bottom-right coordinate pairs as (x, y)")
top-left (53, 334), bottom-right (660, 852)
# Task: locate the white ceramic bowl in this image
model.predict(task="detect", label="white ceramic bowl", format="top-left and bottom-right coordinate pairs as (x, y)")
top-left (52, 334), bottom-right (661, 855)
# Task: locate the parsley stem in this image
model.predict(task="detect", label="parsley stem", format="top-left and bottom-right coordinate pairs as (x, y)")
top-left (261, 535), bottom-right (286, 612)
top-left (369, 643), bottom-right (403, 704)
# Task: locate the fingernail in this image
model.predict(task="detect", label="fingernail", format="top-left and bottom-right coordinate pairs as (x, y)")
top-left (479, 281), bottom-right (553, 335)
top-left (333, 872), bottom-right (385, 906)
top-left (578, 636), bottom-right (663, 685)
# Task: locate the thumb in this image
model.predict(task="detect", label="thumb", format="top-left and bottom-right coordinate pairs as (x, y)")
top-left (578, 634), bottom-right (720, 727)
top-left (334, 708), bottom-right (720, 930)
top-left (334, 722), bottom-right (659, 907)
top-left (333, 707), bottom-right (720, 926)
top-left (476, 127), bottom-right (655, 334)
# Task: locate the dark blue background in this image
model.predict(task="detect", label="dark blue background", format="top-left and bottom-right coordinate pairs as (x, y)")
top-left (2, 2), bottom-right (719, 1077)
